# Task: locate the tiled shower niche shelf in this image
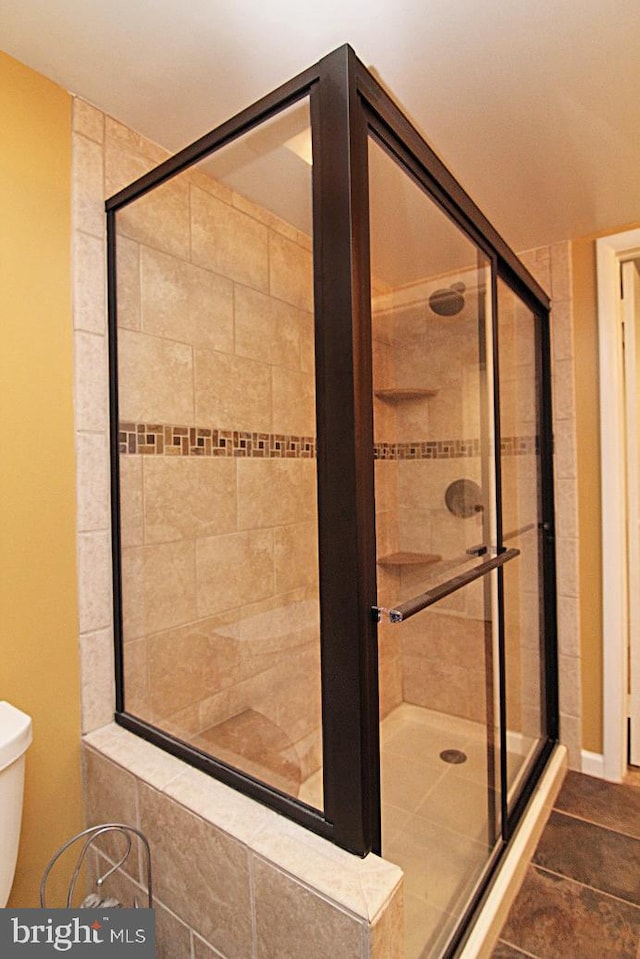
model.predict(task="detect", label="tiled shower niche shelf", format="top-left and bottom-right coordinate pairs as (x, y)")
top-left (376, 551), bottom-right (442, 567)
top-left (374, 388), bottom-right (438, 401)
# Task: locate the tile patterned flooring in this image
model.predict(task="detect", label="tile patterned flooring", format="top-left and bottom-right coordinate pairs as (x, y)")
top-left (493, 767), bottom-right (640, 958)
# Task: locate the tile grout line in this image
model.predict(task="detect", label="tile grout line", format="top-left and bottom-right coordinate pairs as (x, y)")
top-left (550, 805), bottom-right (640, 844)
top-left (532, 862), bottom-right (640, 912)
top-left (496, 938), bottom-right (540, 959)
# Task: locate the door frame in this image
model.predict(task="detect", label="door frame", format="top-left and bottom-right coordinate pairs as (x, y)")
top-left (596, 227), bottom-right (640, 781)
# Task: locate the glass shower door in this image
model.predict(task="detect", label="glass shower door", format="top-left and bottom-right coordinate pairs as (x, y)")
top-left (369, 133), bottom-right (526, 957)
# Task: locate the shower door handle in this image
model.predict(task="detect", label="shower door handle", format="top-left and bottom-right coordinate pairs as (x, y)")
top-left (373, 547), bottom-right (520, 624)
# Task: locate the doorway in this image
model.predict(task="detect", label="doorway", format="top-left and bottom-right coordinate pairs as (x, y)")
top-left (597, 230), bottom-right (640, 778)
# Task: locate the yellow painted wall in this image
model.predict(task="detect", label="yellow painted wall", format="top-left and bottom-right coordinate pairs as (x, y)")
top-left (572, 220), bottom-right (640, 754)
top-left (0, 51), bottom-right (84, 906)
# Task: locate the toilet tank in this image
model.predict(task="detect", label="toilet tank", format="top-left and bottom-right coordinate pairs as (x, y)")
top-left (0, 702), bottom-right (32, 906)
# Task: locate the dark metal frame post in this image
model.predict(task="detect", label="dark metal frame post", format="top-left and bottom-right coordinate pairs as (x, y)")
top-left (312, 45), bottom-right (380, 855)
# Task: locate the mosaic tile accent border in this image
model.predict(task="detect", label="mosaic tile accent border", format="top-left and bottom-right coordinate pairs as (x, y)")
top-left (119, 423), bottom-right (316, 458)
top-left (119, 422), bottom-right (537, 460)
top-left (375, 435), bottom-right (538, 460)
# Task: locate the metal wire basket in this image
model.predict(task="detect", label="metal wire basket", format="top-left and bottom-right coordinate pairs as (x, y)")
top-left (40, 823), bottom-right (153, 909)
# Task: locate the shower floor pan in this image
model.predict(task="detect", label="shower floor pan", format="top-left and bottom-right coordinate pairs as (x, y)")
top-left (300, 703), bottom-right (547, 959)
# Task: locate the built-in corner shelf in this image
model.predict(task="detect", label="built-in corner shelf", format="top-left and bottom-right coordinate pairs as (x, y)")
top-left (377, 551), bottom-right (442, 568)
top-left (374, 388), bottom-right (438, 402)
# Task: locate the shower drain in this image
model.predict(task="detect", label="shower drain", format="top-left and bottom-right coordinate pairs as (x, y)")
top-left (439, 749), bottom-right (467, 765)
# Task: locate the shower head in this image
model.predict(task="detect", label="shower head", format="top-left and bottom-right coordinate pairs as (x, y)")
top-left (428, 282), bottom-right (465, 317)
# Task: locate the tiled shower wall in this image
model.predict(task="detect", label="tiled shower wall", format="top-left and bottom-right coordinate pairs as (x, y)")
top-left (372, 278), bottom-right (486, 722)
top-left (112, 133), bottom-right (323, 792)
top-left (371, 273), bottom-right (549, 736)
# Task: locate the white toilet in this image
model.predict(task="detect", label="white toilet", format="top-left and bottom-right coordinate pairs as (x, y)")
top-left (0, 701), bottom-right (32, 906)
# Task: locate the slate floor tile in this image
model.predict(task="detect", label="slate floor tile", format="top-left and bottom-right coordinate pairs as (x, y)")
top-left (533, 810), bottom-right (640, 906)
top-left (500, 865), bottom-right (640, 959)
top-left (555, 770), bottom-right (640, 838)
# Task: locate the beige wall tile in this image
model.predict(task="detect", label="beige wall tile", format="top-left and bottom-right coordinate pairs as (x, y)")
top-left (271, 366), bottom-right (316, 435)
top-left (550, 241), bottom-right (572, 302)
top-left (79, 628), bottom-right (115, 733)
top-left (253, 858), bottom-right (362, 959)
top-left (234, 284), bottom-right (302, 368)
top-left (78, 530), bottom-right (112, 633)
top-left (73, 134), bottom-right (105, 237)
top-left (555, 476), bottom-right (578, 538)
top-left (403, 655), bottom-right (485, 723)
top-left (299, 310), bottom-right (315, 375)
top-left (555, 537), bottom-right (579, 598)
top-left (105, 116), bottom-right (145, 153)
top-left (123, 638), bottom-right (150, 718)
top-left (196, 529), bottom-right (274, 618)
top-left (191, 185), bottom-right (269, 292)
top-left (117, 171), bottom-right (190, 260)
top-left (189, 167), bottom-right (233, 205)
top-left (73, 99), bottom-right (104, 143)
top-left (195, 348), bottom-right (271, 432)
top-left (138, 784), bottom-right (252, 958)
top-left (140, 246), bottom-right (234, 353)
top-left (92, 736), bottom-right (219, 800)
top-left (119, 455), bottom-right (144, 548)
top-left (369, 886), bottom-right (404, 959)
top-left (397, 460), bottom-right (459, 512)
top-left (518, 246), bottom-right (551, 293)
top-left (154, 903), bottom-right (193, 959)
top-left (554, 416), bottom-right (577, 479)
top-left (165, 766), bottom-right (277, 848)
top-left (105, 138), bottom-right (156, 198)
top-left (374, 461), bottom-right (398, 515)
top-left (193, 935), bottom-right (225, 958)
top-left (395, 509), bottom-right (433, 555)
top-left (268, 231), bottom-right (313, 312)
top-left (75, 331), bottom-right (109, 431)
top-left (557, 594), bottom-right (580, 657)
top-left (232, 192), bottom-right (299, 240)
top-left (390, 302), bottom-right (427, 343)
top-left (550, 298), bottom-right (573, 362)
top-left (121, 540), bottom-right (196, 639)
top-left (559, 712), bottom-right (582, 769)
top-left (105, 117), bottom-right (169, 166)
top-left (118, 329), bottom-right (194, 425)
top-left (74, 232), bottom-right (106, 333)
top-left (143, 458), bottom-right (237, 544)
top-left (375, 510), bottom-right (398, 558)
top-left (559, 653), bottom-right (582, 718)
top-left (77, 431), bottom-right (110, 532)
top-left (551, 358), bottom-right (575, 421)
top-left (237, 459), bottom-right (317, 529)
top-left (90, 850), bottom-right (146, 911)
top-left (147, 621), bottom-right (221, 716)
top-left (274, 522), bottom-right (319, 593)
top-left (82, 747), bottom-right (140, 879)
top-left (116, 235), bottom-right (141, 331)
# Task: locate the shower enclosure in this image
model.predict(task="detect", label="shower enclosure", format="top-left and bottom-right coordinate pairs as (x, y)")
top-left (107, 44), bottom-right (558, 958)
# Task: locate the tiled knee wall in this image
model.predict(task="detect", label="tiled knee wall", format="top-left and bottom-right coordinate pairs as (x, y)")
top-left (83, 727), bottom-right (402, 959)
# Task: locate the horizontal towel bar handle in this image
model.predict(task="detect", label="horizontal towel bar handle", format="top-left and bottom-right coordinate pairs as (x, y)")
top-left (373, 547), bottom-right (520, 624)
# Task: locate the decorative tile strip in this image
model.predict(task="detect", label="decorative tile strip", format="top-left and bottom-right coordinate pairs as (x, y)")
top-left (119, 422), bottom-right (316, 459)
top-left (119, 423), bottom-right (537, 460)
top-left (372, 437), bottom-right (535, 460)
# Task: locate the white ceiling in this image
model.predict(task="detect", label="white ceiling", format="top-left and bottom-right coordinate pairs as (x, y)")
top-left (3, 0), bottom-right (640, 255)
